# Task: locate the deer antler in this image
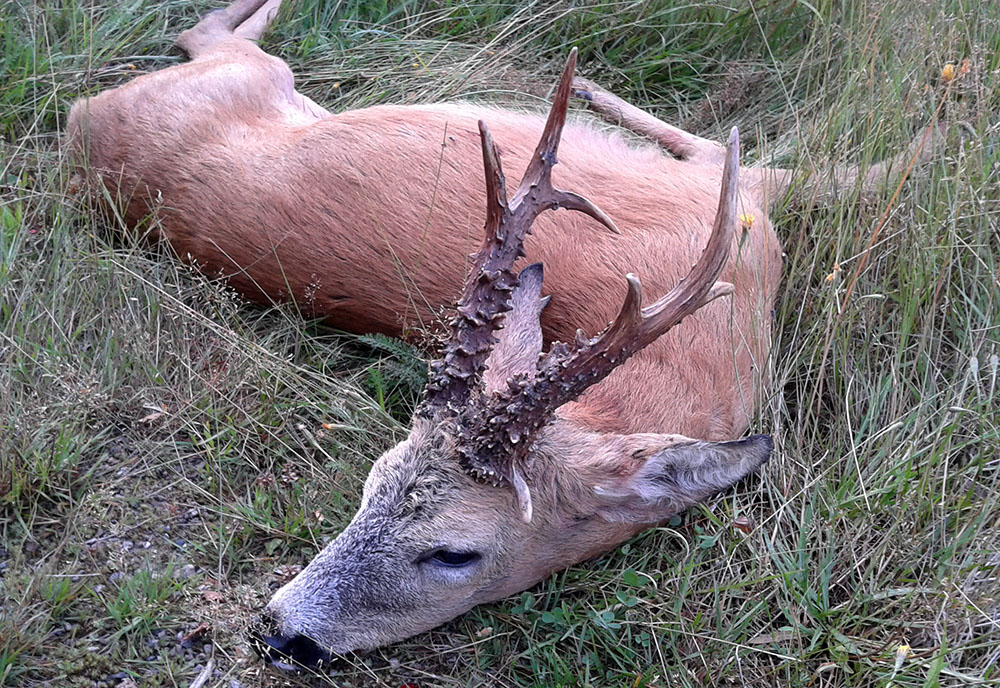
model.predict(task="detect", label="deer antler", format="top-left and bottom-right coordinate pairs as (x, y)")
top-left (417, 48), bottom-right (740, 521)
top-left (419, 48), bottom-right (618, 418)
top-left (456, 128), bottom-right (742, 490)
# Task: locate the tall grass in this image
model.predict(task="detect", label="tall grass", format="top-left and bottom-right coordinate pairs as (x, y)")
top-left (1, 0), bottom-right (997, 686)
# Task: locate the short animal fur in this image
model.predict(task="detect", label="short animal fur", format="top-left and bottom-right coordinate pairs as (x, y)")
top-left (66, 0), bottom-right (939, 667)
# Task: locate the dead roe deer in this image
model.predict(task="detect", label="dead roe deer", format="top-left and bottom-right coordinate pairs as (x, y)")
top-left (66, 0), bottom-right (941, 668)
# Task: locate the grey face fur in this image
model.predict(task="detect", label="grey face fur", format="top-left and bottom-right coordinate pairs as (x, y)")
top-left (264, 422), bottom-right (525, 653)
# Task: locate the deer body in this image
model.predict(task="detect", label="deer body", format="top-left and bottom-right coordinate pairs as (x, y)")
top-left (71, 0), bottom-right (926, 666)
top-left (70, 33), bottom-right (780, 442)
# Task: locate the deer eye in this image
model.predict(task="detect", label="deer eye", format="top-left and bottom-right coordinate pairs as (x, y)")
top-left (422, 549), bottom-right (481, 568)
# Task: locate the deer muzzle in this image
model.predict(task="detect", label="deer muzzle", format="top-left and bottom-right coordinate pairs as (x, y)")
top-left (251, 611), bottom-right (334, 671)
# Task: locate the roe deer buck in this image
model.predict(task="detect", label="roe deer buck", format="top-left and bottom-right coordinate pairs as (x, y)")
top-left (66, 0), bottom-right (943, 667)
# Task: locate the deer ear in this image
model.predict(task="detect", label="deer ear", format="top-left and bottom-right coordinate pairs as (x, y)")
top-left (482, 263), bottom-right (548, 393)
top-left (594, 434), bottom-right (772, 523)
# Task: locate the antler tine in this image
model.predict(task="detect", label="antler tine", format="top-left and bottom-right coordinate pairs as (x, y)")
top-left (586, 126), bottom-right (740, 357)
top-left (544, 126), bottom-right (740, 392)
top-left (479, 123), bottom-right (507, 236)
top-left (459, 128), bottom-right (741, 483)
top-left (420, 49), bottom-right (620, 418)
top-left (515, 48), bottom-right (620, 234)
top-left (515, 49), bottom-right (576, 193)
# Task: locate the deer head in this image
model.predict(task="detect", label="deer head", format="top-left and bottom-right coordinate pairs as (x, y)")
top-left (254, 50), bottom-right (771, 668)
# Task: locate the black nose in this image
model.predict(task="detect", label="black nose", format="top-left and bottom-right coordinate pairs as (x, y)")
top-left (251, 615), bottom-right (331, 670)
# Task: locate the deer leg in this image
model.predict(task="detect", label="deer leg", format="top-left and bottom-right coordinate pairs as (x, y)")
top-left (175, 0), bottom-right (276, 59)
top-left (572, 77), bottom-right (726, 164)
top-left (229, 0), bottom-right (332, 119)
top-left (233, 0), bottom-right (283, 40)
top-left (174, 0), bottom-right (329, 120)
top-left (747, 121), bottom-right (950, 209)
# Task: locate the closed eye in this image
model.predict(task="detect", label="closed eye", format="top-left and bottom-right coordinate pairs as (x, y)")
top-left (418, 549), bottom-right (481, 568)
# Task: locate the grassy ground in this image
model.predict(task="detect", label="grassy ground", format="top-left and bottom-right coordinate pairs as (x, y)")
top-left (2, 0), bottom-right (998, 686)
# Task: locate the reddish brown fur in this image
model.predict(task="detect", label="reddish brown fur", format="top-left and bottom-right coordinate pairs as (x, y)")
top-left (67, 34), bottom-right (782, 442)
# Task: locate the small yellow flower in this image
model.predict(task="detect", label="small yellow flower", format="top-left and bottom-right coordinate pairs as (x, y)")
top-left (825, 262), bottom-right (841, 283)
top-left (893, 644), bottom-right (911, 672)
top-left (941, 63), bottom-right (956, 82)
top-left (739, 213), bottom-right (755, 230)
